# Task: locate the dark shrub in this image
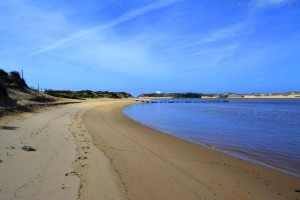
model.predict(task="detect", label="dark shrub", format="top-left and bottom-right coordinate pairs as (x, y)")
top-left (8, 71), bottom-right (28, 88)
top-left (0, 83), bottom-right (8, 98)
top-left (0, 69), bottom-right (8, 77)
top-left (10, 71), bottom-right (21, 79)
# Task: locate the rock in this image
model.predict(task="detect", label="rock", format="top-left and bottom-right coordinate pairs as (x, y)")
top-left (22, 145), bottom-right (36, 151)
top-left (65, 171), bottom-right (77, 176)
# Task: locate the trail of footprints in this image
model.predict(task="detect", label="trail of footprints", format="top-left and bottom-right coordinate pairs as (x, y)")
top-left (63, 121), bottom-right (91, 191)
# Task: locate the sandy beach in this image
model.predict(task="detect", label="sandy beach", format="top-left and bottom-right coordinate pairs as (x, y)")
top-left (1, 99), bottom-right (299, 200)
top-left (0, 99), bottom-right (126, 200)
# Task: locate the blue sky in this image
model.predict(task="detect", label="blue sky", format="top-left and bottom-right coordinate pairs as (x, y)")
top-left (0, 0), bottom-right (299, 96)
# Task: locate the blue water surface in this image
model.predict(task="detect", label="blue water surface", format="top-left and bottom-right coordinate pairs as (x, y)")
top-left (123, 98), bottom-right (300, 175)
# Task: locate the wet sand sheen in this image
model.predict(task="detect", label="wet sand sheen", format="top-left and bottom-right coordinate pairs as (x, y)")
top-left (83, 101), bottom-right (300, 200)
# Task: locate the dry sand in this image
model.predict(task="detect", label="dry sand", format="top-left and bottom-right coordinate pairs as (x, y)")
top-left (1, 99), bottom-right (299, 200)
top-left (0, 99), bottom-right (127, 200)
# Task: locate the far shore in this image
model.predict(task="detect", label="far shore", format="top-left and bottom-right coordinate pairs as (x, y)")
top-left (140, 95), bottom-right (299, 99)
top-left (202, 94), bottom-right (299, 98)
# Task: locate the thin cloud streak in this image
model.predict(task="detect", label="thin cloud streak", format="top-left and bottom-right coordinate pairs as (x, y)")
top-left (196, 22), bottom-right (246, 44)
top-left (29, 0), bottom-right (179, 57)
top-left (162, 21), bottom-right (249, 53)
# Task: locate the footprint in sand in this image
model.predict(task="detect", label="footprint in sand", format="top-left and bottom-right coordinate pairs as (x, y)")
top-left (6, 152), bottom-right (13, 156)
top-left (81, 146), bottom-right (90, 149)
top-left (77, 156), bottom-right (87, 160)
top-left (80, 164), bottom-right (89, 168)
top-left (65, 171), bottom-right (77, 176)
top-left (62, 184), bottom-right (71, 190)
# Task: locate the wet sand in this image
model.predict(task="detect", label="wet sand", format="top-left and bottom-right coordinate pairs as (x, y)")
top-left (84, 101), bottom-right (300, 200)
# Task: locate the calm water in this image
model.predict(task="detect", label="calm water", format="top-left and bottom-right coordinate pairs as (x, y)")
top-left (123, 98), bottom-right (300, 176)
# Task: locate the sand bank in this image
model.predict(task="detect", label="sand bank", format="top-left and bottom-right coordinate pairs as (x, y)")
top-left (84, 101), bottom-right (300, 200)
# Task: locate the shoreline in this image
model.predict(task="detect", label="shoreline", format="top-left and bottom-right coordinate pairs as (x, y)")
top-left (123, 115), bottom-right (300, 179)
top-left (123, 101), bottom-right (300, 179)
top-left (84, 101), bottom-right (300, 200)
top-left (123, 103), bottom-right (300, 178)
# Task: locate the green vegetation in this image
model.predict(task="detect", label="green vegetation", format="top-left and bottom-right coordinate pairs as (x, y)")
top-left (45, 90), bottom-right (133, 99)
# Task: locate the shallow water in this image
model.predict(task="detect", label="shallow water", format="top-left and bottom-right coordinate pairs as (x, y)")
top-left (123, 98), bottom-right (300, 176)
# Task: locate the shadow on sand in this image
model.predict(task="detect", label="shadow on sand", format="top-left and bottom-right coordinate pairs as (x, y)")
top-left (0, 126), bottom-right (19, 130)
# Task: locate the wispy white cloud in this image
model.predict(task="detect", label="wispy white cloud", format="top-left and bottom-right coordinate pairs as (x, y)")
top-left (183, 43), bottom-right (241, 69)
top-left (162, 20), bottom-right (249, 54)
top-left (29, 0), bottom-right (180, 57)
top-left (196, 22), bottom-right (246, 44)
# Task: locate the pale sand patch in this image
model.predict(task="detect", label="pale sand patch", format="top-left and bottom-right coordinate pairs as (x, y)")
top-left (84, 101), bottom-right (300, 200)
top-left (243, 95), bottom-right (297, 98)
